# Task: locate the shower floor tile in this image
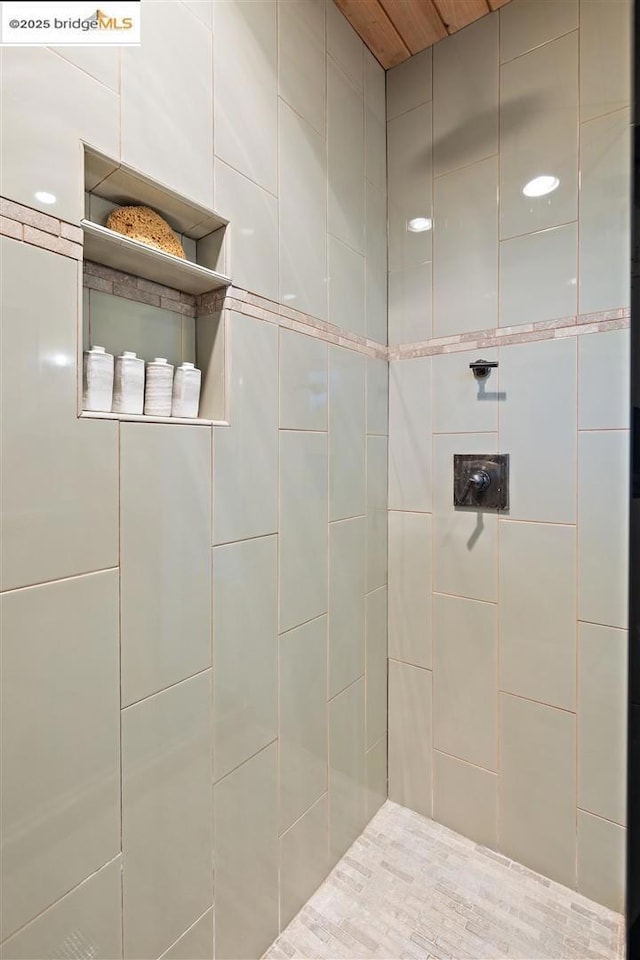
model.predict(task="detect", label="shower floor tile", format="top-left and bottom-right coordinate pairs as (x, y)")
top-left (265, 801), bottom-right (623, 960)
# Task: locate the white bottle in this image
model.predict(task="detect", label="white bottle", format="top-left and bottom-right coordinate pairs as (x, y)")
top-left (144, 358), bottom-right (174, 417)
top-left (171, 362), bottom-right (202, 419)
top-left (83, 345), bottom-right (114, 412)
top-left (112, 351), bottom-right (145, 415)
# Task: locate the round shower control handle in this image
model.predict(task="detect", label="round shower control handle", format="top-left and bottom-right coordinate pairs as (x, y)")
top-left (469, 469), bottom-right (491, 491)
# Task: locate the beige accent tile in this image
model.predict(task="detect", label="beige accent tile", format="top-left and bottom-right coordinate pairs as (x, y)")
top-left (578, 430), bottom-right (629, 628)
top-left (500, 694), bottom-right (576, 888)
top-left (580, 0), bottom-right (631, 122)
top-left (578, 622), bottom-right (627, 825)
top-left (366, 737), bottom-right (388, 819)
top-left (0, 858), bottom-right (122, 960)
top-left (0, 241), bottom-right (118, 591)
top-left (279, 329), bottom-right (328, 431)
top-left (433, 751), bottom-right (498, 850)
top-left (500, 520), bottom-right (576, 711)
top-left (367, 357), bottom-right (388, 436)
top-left (279, 431), bottom-right (328, 633)
top-left (433, 157), bottom-right (498, 336)
top-left (327, 0), bottom-right (363, 92)
top-left (90, 290), bottom-right (183, 365)
top-left (500, 337), bottom-right (577, 522)
top-left (0, 572), bottom-right (120, 941)
top-left (329, 678), bottom-right (367, 863)
top-left (389, 661), bottom-right (432, 818)
top-left (366, 587), bottom-right (388, 750)
top-left (328, 236), bottom-right (365, 336)
top-left (280, 795), bottom-right (329, 930)
top-left (366, 435), bottom-right (388, 592)
top-left (122, 672), bottom-right (212, 960)
top-left (579, 328), bottom-right (630, 429)
top-left (329, 518), bottom-right (366, 697)
top-left (386, 48), bottom-right (432, 121)
top-left (214, 744), bottom-right (279, 960)
top-left (123, 1), bottom-right (213, 206)
top-left (279, 616), bottom-right (328, 833)
top-left (500, 32), bottom-right (578, 239)
top-left (213, 160), bottom-right (278, 302)
top-left (23, 226), bottom-right (80, 260)
top-left (214, 313), bottom-right (278, 544)
top-left (279, 100), bottom-right (328, 321)
top-left (433, 593), bottom-right (497, 770)
top-left (388, 512), bottom-right (432, 669)
top-left (213, 536), bottom-right (277, 781)
top-left (577, 811), bottom-right (626, 913)
top-left (388, 358), bottom-right (432, 511)
top-left (160, 909), bottom-right (214, 960)
top-left (500, 0), bottom-right (578, 63)
top-left (388, 261), bottom-right (432, 345)
top-left (365, 180), bottom-right (388, 343)
top-left (388, 103), bottom-right (433, 271)
top-left (433, 433), bottom-right (498, 602)
top-left (329, 347), bottom-right (366, 521)
top-left (500, 223), bottom-right (578, 328)
top-left (579, 109), bottom-right (631, 314)
top-left (120, 424), bottom-right (212, 706)
top-left (328, 60), bottom-right (365, 255)
top-left (432, 348), bottom-right (499, 434)
top-left (278, 0), bottom-right (325, 136)
top-left (213, 0), bottom-right (277, 194)
top-left (433, 14), bottom-right (498, 177)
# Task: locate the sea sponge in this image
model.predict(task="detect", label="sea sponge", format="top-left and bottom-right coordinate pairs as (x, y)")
top-left (107, 205), bottom-right (186, 259)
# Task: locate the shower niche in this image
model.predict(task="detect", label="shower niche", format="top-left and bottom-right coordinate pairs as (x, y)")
top-left (79, 146), bottom-right (231, 426)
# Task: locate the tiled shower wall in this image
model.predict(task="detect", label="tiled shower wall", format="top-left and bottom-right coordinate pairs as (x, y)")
top-left (387, 0), bottom-right (630, 913)
top-left (0, 3), bottom-right (388, 959)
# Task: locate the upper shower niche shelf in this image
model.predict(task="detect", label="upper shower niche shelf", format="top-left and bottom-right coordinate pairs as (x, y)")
top-left (83, 146), bottom-right (230, 295)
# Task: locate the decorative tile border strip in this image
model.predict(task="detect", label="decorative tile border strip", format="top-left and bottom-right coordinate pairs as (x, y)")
top-left (0, 197), bottom-right (82, 260)
top-left (83, 261), bottom-right (197, 318)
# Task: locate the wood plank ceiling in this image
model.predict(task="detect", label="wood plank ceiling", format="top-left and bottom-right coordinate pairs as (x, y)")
top-left (333, 0), bottom-right (512, 68)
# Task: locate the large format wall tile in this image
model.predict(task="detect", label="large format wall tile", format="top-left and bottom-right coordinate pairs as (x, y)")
top-left (578, 622), bottom-right (627, 825)
top-left (500, 521), bottom-right (576, 711)
top-left (214, 313), bottom-right (278, 545)
top-left (433, 751), bottom-right (498, 850)
top-left (500, 32), bottom-right (578, 239)
top-left (327, 0), bottom-right (363, 92)
top-left (279, 329), bottom-right (328, 431)
top-left (214, 0), bottom-right (277, 195)
top-left (0, 857), bottom-right (122, 960)
top-left (500, 694), bottom-right (576, 888)
top-left (500, 0), bottom-right (578, 63)
top-left (365, 180), bottom-right (388, 343)
top-left (366, 587), bottom-right (388, 750)
top-left (366, 737), bottom-right (388, 818)
top-left (1, 572), bottom-right (120, 941)
top-left (214, 744), bottom-right (278, 960)
top-left (279, 616), bottom-right (328, 833)
top-left (213, 160), bottom-right (278, 302)
top-left (51, 45), bottom-right (120, 91)
top-left (433, 14), bottom-right (498, 178)
top-left (160, 909), bottom-right (214, 960)
top-left (580, 0), bottom-right (631, 122)
top-left (213, 536), bottom-right (278, 781)
top-left (432, 433), bottom-right (498, 602)
top-left (578, 430), bottom-right (628, 628)
top-left (278, 0), bottom-right (325, 136)
top-left (388, 511), bottom-right (432, 669)
top-left (388, 359), bottom-right (432, 511)
top-left (579, 329), bottom-right (630, 430)
top-left (433, 156), bottom-right (498, 336)
top-left (89, 291), bottom-right (183, 366)
top-left (386, 48), bottom-right (432, 122)
top-left (329, 678), bottom-right (367, 864)
top-left (365, 51), bottom-right (386, 192)
top-left (500, 338), bottom-right (576, 523)
top-left (122, 672), bottom-right (213, 960)
top-left (329, 347), bottom-right (366, 521)
top-left (387, 103), bottom-right (433, 271)
top-left (579, 108), bottom-right (631, 314)
top-left (0, 241), bottom-right (118, 592)
top-left (328, 60), bottom-right (365, 255)
top-left (366, 435), bottom-right (388, 592)
top-left (388, 661), bottom-right (432, 818)
top-left (388, 261), bottom-right (432, 345)
top-left (280, 795), bottom-right (329, 930)
top-left (367, 358), bottom-right (388, 436)
top-left (499, 223), bottom-right (578, 327)
top-left (577, 811), bottom-right (626, 913)
top-left (433, 593), bottom-right (498, 771)
top-left (329, 518), bottom-right (366, 697)
top-left (432, 349), bottom-right (499, 435)
top-left (328, 236), bottom-right (365, 336)
top-left (121, 424), bottom-right (212, 706)
top-left (279, 431), bottom-right (328, 633)
top-left (279, 100), bottom-right (328, 321)
top-left (123, 1), bottom-right (213, 207)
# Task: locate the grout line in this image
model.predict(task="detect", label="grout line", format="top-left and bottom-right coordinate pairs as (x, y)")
top-left (499, 689), bottom-right (577, 717)
top-left (433, 746), bottom-right (498, 778)
top-left (121, 665), bottom-right (212, 713)
top-left (158, 904), bottom-right (214, 960)
top-left (0, 565), bottom-right (120, 596)
top-left (212, 737), bottom-right (278, 789)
